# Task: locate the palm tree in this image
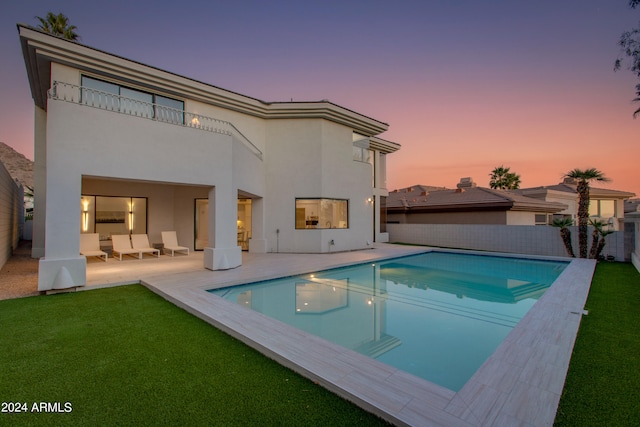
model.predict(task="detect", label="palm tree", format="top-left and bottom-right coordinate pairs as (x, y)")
top-left (551, 217), bottom-right (575, 258)
top-left (35, 12), bottom-right (79, 40)
top-left (595, 227), bottom-right (615, 260)
top-left (588, 219), bottom-right (605, 259)
top-left (489, 165), bottom-right (521, 189)
top-left (563, 168), bottom-right (610, 258)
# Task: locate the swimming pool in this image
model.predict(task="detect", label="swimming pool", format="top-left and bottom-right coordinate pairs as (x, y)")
top-left (209, 251), bottom-right (567, 391)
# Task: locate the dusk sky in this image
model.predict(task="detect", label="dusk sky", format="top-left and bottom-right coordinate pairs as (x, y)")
top-left (1, 1), bottom-right (638, 195)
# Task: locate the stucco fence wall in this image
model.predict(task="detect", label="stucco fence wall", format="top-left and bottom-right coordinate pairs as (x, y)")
top-left (627, 214), bottom-right (640, 272)
top-left (0, 160), bottom-right (24, 270)
top-left (387, 223), bottom-right (628, 261)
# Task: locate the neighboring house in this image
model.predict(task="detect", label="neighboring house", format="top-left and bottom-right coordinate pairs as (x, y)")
top-left (625, 198), bottom-right (640, 215)
top-left (518, 178), bottom-right (636, 230)
top-left (387, 178), bottom-right (567, 225)
top-left (19, 25), bottom-right (399, 291)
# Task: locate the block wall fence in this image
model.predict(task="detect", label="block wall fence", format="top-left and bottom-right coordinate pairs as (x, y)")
top-left (387, 223), bottom-right (628, 262)
top-left (0, 160), bottom-right (23, 270)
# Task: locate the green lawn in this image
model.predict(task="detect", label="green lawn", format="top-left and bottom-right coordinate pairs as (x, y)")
top-left (0, 285), bottom-right (389, 426)
top-left (554, 262), bottom-right (640, 426)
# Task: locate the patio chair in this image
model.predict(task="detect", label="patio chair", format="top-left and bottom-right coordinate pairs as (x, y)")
top-left (161, 231), bottom-right (189, 256)
top-left (111, 234), bottom-right (142, 261)
top-left (79, 233), bottom-right (108, 261)
top-left (131, 234), bottom-right (160, 258)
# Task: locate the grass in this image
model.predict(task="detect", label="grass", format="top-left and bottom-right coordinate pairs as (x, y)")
top-left (0, 285), bottom-right (389, 426)
top-left (554, 262), bottom-right (640, 426)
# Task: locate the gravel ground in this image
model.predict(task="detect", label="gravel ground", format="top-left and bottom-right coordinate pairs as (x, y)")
top-left (0, 240), bottom-right (40, 300)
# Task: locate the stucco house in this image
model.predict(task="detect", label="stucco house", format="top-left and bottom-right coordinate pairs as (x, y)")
top-left (518, 178), bottom-right (636, 230)
top-left (18, 25), bottom-right (399, 291)
top-left (387, 179), bottom-right (568, 225)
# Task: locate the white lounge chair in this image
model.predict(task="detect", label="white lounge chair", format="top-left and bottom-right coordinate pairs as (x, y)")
top-left (131, 234), bottom-right (160, 258)
top-left (111, 234), bottom-right (142, 261)
top-left (80, 233), bottom-right (108, 261)
top-left (161, 231), bottom-right (189, 256)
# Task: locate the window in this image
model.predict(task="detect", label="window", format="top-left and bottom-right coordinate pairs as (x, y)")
top-left (353, 145), bottom-right (373, 163)
top-left (81, 77), bottom-right (119, 110)
top-left (534, 214), bottom-right (548, 225)
top-left (81, 76), bottom-right (184, 124)
top-left (589, 199), bottom-right (616, 218)
top-left (81, 195), bottom-right (147, 239)
top-left (295, 199), bottom-right (348, 229)
top-left (120, 87), bottom-right (153, 118)
top-left (352, 134), bottom-right (372, 163)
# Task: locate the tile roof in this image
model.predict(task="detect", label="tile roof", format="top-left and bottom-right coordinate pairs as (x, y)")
top-left (518, 183), bottom-right (635, 198)
top-left (387, 185), bottom-right (567, 213)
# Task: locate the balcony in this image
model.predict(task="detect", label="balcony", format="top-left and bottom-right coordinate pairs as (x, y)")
top-left (47, 81), bottom-right (263, 160)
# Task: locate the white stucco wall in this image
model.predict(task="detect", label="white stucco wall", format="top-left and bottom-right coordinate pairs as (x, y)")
top-left (264, 119), bottom-right (373, 253)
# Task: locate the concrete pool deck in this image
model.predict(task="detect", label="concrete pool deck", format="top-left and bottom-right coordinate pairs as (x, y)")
top-left (83, 243), bottom-right (596, 426)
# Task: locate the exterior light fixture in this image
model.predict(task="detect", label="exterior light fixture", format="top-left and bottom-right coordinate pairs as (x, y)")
top-left (128, 201), bottom-right (134, 232)
top-left (81, 199), bottom-right (89, 232)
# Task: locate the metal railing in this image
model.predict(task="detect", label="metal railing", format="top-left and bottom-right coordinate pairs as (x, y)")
top-left (48, 81), bottom-right (263, 159)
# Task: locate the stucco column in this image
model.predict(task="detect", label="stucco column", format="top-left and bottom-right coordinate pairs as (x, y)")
top-left (203, 186), bottom-right (242, 270)
top-left (37, 167), bottom-right (86, 291)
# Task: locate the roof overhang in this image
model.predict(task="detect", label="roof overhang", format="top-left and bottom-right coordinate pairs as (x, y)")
top-left (18, 24), bottom-right (390, 137)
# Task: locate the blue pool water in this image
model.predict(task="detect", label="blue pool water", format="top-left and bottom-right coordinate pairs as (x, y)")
top-left (209, 252), bottom-right (568, 391)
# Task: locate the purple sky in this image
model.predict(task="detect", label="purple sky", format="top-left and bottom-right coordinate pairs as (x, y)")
top-left (1, 1), bottom-right (638, 194)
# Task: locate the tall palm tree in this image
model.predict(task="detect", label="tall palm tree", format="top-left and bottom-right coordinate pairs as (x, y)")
top-left (489, 165), bottom-right (521, 189)
top-left (551, 217), bottom-right (575, 258)
top-left (563, 168), bottom-right (610, 258)
top-left (35, 12), bottom-right (79, 41)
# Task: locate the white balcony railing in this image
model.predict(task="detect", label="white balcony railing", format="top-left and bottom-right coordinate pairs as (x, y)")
top-left (48, 81), bottom-right (263, 159)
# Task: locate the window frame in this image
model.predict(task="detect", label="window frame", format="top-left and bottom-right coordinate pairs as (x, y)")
top-left (295, 198), bottom-right (349, 230)
top-left (589, 199), bottom-right (617, 218)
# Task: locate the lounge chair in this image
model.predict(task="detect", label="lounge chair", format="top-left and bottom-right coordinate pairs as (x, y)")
top-left (131, 234), bottom-right (160, 258)
top-left (80, 233), bottom-right (108, 261)
top-left (161, 231), bottom-right (189, 256)
top-left (111, 234), bottom-right (142, 261)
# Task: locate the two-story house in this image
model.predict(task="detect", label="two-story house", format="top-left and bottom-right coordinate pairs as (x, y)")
top-left (19, 25), bottom-right (399, 291)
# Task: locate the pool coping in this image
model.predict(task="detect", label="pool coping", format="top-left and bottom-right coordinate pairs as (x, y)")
top-left (142, 247), bottom-right (596, 426)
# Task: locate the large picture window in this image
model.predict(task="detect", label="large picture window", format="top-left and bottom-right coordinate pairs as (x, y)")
top-left (80, 195), bottom-right (147, 239)
top-left (295, 199), bottom-right (348, 229)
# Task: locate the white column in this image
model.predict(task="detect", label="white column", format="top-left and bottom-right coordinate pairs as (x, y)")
top-left (38, 167), bottom-right (86, 291)
top-left (248, 197), bottom-right (267, 253)
top-left (203, 186), bottom-right (242, 270)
